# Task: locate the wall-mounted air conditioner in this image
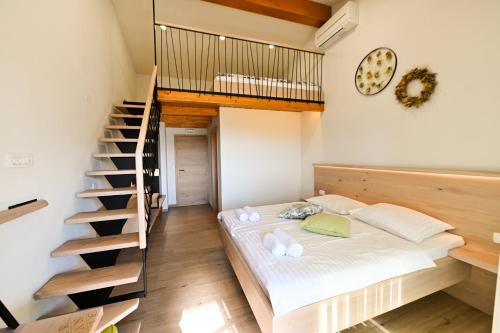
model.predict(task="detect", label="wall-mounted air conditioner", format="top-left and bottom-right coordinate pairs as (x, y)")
top-left (315, 1), bottom-right (358, 49)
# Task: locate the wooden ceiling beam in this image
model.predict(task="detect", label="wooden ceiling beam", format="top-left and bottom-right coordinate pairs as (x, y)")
top-left (161, 115), bottom-right (213, 123)
top-left (201, 0), bottom-right (331, 27)
top-left (162, 105), bottom-right (219, 117)
top-left (158, 90), bottom-right (324, 112)
top-left (160, 114), bottom-right (212, 128)
top-left (164, 122), bottom-right (210, 128)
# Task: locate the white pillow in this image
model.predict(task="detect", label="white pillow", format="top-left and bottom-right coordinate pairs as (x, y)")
top-left (350, 203), bottom-right (454, 243)
top-left (306, 194), bottom-right (367, 215)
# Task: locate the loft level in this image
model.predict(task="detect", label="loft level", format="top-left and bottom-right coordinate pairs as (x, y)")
top-left (158, 90), bottom-right (324, 113)
top-left (155, 24), bottom-right (325, 116)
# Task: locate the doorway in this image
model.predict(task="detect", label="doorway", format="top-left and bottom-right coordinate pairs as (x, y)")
top-left (174, 135), bottom-right (209, 206)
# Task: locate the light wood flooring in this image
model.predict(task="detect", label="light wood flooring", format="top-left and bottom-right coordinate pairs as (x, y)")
top-left (123, 205), bottom-right (492, 333)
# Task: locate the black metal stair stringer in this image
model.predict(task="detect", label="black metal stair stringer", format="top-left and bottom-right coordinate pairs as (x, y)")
top-left (123, 118), bottom-right (142, 127)
top-left (110, 157), bottom-right (136, 170)
top-left (104, 175), bottom-right (136, 189)
top-left (115, 142), bottom-right (137, 153)
top-left (69, 288), bottom-right (114, 309)
top-left (119, 129), bottom-right (140, 139)
top-left (81, 250), bottom-right (121, 269)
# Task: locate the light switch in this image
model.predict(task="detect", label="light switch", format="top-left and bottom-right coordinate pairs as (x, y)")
top-left (5, 154), bottom-right (34, 168)
top-left (494, 232), bottom-right (500, 244)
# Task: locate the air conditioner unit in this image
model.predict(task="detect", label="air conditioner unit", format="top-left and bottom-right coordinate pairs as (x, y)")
top-left (315, 1), bottom-right (358, 49)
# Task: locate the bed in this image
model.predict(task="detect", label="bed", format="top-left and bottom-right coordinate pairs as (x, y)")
top-left (218, 165), bottom-right (500, 333)
top-left (212, 73), bottom-right (322, 101)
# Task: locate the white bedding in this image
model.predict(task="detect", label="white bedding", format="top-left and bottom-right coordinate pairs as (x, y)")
top-left (218, 203), bottom-right (464, 316)
top-left (418, 231), bottom-right (464, 260)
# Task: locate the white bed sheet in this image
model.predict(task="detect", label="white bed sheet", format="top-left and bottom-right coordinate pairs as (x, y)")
top-left (218, 203), bottom-right (463, 316)
top-left (418, 231), bottom-right (464, 260)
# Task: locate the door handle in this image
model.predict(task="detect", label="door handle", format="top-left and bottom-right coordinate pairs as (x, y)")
top-left (178, 169), bottom-right (185, 172)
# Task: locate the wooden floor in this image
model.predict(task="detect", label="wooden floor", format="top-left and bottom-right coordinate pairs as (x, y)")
top-left (123, 205), bottom-right (492, 333)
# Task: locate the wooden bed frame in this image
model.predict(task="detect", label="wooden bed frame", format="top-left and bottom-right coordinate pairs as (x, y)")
top-left (219, 165), bottom-right (500, 332)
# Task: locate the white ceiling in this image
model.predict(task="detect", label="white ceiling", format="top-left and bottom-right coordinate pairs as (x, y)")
top-left (112, 0), bottom-right (331, 75)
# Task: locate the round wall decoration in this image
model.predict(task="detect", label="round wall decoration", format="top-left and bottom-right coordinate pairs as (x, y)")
top-left (394, 67), bottom-right (438, 108)
top-left (355, 47), bottom-right (397, 96)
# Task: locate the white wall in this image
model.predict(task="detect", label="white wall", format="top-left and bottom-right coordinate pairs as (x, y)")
top-left (135, 73), bottom-right (152, 101)
top-left (301, 0), bottom-right (500, 197)
top-left (219, 108), bottom-right (302, 210)
top-left (165, 128), bottom-right (208, 205)
top-left (0, 0), bottom-right (136, 326)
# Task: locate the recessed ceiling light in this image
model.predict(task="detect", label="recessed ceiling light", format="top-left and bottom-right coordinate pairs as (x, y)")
top-left (269, 44), bottom-right (275, 49)
top-left (219, 36), bottom-right (226, 41)
top-left (160, 25), bottom-right (167, 31)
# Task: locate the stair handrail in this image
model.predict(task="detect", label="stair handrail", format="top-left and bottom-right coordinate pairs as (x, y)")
top-left (135, 66), bottom-right (158, 249)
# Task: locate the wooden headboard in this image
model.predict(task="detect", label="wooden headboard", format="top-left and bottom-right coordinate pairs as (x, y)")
top-left (314, 164), bottom-right (500, 255)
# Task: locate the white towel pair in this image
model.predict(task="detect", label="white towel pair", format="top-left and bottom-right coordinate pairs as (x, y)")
top-left (263, 229), bottom-right (303, 257)
top-left (235, 206), bottom-right (260, 222)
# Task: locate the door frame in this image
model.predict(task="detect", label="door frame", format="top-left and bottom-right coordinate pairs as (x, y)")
top-left (174, 134), bottom-right (209, 207)
top-left (210, 127), bottom-right (219, 212)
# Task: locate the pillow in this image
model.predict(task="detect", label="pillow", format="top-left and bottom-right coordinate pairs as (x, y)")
top-left (279, 203), bottom-right (323, 220)
top-left (300, 213), bottom-right (351, 237)
top-left (350, 203), bottom-right (454, 243)
top-left (306, 194), bottom-right (367, 215)
top-left (102, 326), bottom-right (118, 333)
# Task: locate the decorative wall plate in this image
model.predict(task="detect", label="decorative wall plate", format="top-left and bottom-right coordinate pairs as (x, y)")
top-left (355, 47), bottom-right (397, 96)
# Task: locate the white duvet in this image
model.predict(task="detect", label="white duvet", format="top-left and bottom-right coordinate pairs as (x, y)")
top-left (218, 203), bottom-right (437, 316)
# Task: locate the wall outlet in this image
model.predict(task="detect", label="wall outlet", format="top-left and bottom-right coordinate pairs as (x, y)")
top-left (5, 154), bottom-right (34, 168)
top-left (319, 189), bottom-right (326, 196)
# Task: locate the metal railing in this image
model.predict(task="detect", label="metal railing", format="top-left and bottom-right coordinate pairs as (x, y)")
top-left (154, 23), bottom-right (324, 103)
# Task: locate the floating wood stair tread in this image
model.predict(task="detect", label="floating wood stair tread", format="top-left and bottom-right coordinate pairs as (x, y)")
top-left (99, 138), bottom-right (138, 143)
top-left (0, 199), bottom-right (48, 225)
top-left (34, 262), bottom-right (143, 299)
top-left (104, 125), bottom-right (141, 130)
top-left (148, 195), bottom-right (165, 232)
top-left (66, 208), bottom-right (137, 224)
top-left (95, 299), bottom-right (140, 333)
top-left (86, 169), bottom-right (136, 176)
top-left (93, 153), bottom-right (136, 158)
top-left (52, 233), bottom-right (140, 257)
top-left (113, 104), bottom-right (145, 111)
top-left (77, 187), bottom-right (137, 198)
top-left (110, 114), bottom-right (143, 119)
top-left (13, 307), bottom-right (103, 333)
top-left (448, 245), bottom-right (498, 273)
top-left (117, 321), bottom-right (141, 333)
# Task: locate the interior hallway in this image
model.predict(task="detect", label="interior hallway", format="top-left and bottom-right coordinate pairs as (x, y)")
top-left (123, 205), bottom-right (492, 333)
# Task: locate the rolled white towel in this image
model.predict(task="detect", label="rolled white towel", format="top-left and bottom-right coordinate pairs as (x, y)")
top-left (273, 229), bottom-right (304, 257)
top-left (244, 206), bottom-right (260, 222)
top-left (235, 208), bottom-right (249, 222)
top-left (263, 233), bottom-right (286, 256)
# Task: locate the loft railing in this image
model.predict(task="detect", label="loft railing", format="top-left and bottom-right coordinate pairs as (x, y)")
top-left (154, 23), bottom-right (324, 103)
top-left (136, 66), bottom-right (160, 249)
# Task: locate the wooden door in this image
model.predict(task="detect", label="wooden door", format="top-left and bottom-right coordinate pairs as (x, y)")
top-left (174, 135), bottom-right (209, 206)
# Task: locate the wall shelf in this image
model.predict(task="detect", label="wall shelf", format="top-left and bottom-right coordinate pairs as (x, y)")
top-left (449, 245), bottom-right (498, 274)
top-left (0, 200), bottom-right (48, 225)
